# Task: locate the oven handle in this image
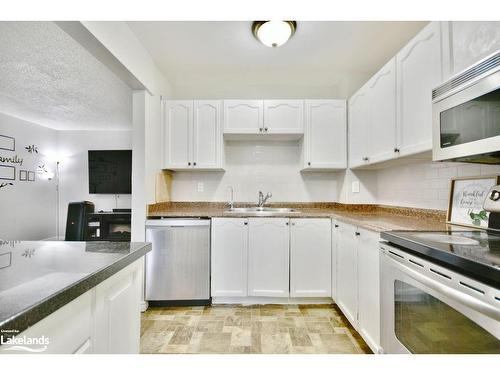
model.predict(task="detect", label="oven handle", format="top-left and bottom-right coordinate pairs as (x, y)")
top-left (385, 251), bottom-right (500, 321)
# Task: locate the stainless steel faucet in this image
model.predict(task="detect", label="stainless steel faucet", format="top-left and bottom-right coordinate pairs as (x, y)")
top-left (227, 186), bottom-right (234, 210)
top-left (258, 191), bottom-right (272, 207)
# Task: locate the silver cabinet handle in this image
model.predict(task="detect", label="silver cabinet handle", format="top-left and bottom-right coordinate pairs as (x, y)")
top-left (384, 252), bottom-right (500, 321)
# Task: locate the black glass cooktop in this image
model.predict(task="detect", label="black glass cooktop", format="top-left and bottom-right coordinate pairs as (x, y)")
top-left (381, 230), bottom-right (500, 289)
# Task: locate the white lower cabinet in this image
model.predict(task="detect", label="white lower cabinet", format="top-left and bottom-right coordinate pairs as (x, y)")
top-left (357, 228), bottom-right (381, 353)
top-left (290, 218), bottom-right (331, 297)
top-left (0, 258), bottom-right (144, 354)
top-left (336, 222), bottom-right (359, 328)
top-left (248, 218), bottom-right (290, 297)
top-left (211, 218), bottom-right (248, 297)
top-left (93, 259), bottom-right (144, 354)
top-left (334, 221), bottom-right (381, 353)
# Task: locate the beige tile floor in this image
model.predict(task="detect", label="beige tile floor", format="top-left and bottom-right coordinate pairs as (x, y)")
top-left (140, 304), bottom-right (372, 354)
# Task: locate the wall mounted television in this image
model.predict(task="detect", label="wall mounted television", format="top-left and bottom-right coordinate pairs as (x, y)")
top-left (88, 150), bottom-right (132, 194)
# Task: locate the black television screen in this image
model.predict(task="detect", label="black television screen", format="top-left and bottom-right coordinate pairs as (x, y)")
top-left (88, 150), bottom-right (132, 194)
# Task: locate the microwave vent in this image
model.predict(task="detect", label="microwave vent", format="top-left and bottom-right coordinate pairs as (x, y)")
top-left (433, 50), bottom-right (500, 100)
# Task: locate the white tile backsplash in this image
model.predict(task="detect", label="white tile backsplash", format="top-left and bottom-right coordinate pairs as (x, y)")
top-left (170, 141), bottom-right (340, 203)
top-left (377, 161), bottom-right (500, 210)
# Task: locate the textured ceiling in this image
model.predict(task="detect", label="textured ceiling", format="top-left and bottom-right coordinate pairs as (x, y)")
top-left (0, 22), bottom-right (132, 130)
top-left (128, 21), bottom-right (428, 98)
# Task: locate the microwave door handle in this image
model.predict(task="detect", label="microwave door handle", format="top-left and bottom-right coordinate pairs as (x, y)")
top-left (385, 252), bottom-right (500, 321)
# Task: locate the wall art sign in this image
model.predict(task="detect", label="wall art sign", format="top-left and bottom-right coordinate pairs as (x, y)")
top-left (0, 135), bottom-right (15, 151)
top-left (0, 182), bottom-right (13, 189)
top-left (447, 175), bottom-right (500, 229)
top-left (0, 165), bottom-right (15, 180)
top-left (25, 145), bottom-right (38, 154)
top-left (0, 154), bottom-right (23, 166)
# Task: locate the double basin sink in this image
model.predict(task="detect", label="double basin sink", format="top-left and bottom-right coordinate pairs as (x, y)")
top-left (224, 207), bottom-right (300, 215)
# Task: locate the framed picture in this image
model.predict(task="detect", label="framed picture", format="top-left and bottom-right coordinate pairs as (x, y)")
top-left (19, 170), bottom-right (27, 181)
top-left (447, 175), bottom-right (500, 229)
top-left (27, 171), bottom-right (35, 182)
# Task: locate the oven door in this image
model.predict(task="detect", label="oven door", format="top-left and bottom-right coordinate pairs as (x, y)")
top-left (432, 67), bottom-right (500, 162)
top-left (380, 244), bottom-right (500, 354)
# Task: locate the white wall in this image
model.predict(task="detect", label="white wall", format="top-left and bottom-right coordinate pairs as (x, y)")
top-left (0, 113), bottom-right (57, 240)
top-left (56, 130), bottom-right (132, 237)
top-left (170, 141), bottom-right (339, 203)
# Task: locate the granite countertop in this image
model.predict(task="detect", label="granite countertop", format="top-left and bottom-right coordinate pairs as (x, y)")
top-left (0, 241), bottom-right (151, 336)
top-left (147, 202), bottom-right (451, 232)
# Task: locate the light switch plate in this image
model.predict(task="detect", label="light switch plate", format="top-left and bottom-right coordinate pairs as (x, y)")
top-left (352, 180), bottom-right (360, 194)
top-left (197, 182), bottom-right (204, 192)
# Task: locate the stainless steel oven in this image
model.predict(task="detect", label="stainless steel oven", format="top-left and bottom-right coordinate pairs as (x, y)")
top-left (380, 244), bottom-right (500, 354)
top-left (432, 50), bottom-right (500, 163)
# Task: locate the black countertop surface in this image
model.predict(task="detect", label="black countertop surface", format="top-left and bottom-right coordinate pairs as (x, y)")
top-left (0, 241), bottom-right (151, 337)
top-left (381, 230), bottom-right (500, 289)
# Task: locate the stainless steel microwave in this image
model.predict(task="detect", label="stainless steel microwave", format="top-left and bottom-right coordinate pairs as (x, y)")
top-left (432, 50), bottom-right (500, 164)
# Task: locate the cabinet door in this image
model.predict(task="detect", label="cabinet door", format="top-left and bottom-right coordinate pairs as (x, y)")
top-left (368, 57), bottom-right (397, 164)
top-left (164, 100), bottom-right (193, 169)
top-left (248, 218), bottom-right (290, 297)
top-left (357, 228), bottom-right (382, 353)
top-left (396, 21), bottom-right (443, 157)
top-left (93, 259), bottom-right (143, 354)
top-left (223, 100), bottom-right (263, 134)
top-left (304, 100), bottom-right (347, 169)
top-left (211, 218), bottom-right (248, 297)
top-left (348, 89), bottom-right (370, 168)
top-left (193, 100), bottom-right (222, 169)
top-left (264, 100), bottom-right (304, 134)
top-left (336, 222), bottom-right (358, 328)
top-left (290, 218), bottom-right (331, 297)
top-left (448, 21), bottom-right (500, 75)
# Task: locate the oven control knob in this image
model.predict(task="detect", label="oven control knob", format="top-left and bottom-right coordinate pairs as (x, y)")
top-left (490, 189), bottom-right (500, 201)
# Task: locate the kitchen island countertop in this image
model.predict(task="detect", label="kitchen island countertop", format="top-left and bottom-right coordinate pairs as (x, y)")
top-left (0, 241), bottom-right (151, 336)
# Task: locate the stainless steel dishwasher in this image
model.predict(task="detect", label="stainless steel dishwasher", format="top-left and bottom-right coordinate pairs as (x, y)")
top-left (145, 219), bottom-right (210, 305)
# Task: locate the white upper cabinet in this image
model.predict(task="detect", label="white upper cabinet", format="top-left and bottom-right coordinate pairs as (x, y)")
top-left (290, 218), bottom-right (332, 297)
top-left (348, 88), bottom-right (370, 168)
top-left (264, 100), bottom-right (304, 134)
top-left (396, 21), bottom-right (443, 157)
top-left (248, 218), bottom-right (290, 298)
top-left (211, 218), bottom-right (248, 298)
top-left (193, 100), bottom-right (222, 169)
top-left (223, 100), bottom-right (264, 134)
top-left (164, 100), bottom-right (192, 169)
top-left (446, 21), bottom-right (500, 76)
top-left (163, 100), bottom-right (223, 171)
top-left (368, 57), bottom-right (397, 164)
top-left (303, 100), bottom-right (347, 170)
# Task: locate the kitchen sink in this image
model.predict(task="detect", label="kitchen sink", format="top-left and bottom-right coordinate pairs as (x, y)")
top-left (224, 207), bottom-right (300, 215)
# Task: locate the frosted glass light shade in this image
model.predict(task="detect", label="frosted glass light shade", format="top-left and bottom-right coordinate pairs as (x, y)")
top-left (253, 21), bottom-right (296, 48)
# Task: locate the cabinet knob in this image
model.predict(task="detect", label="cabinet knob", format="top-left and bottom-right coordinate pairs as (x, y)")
top-left (244, 221), bottom-right (248, 225)
top-left (193, 162), bottom-right (197, 166)
top-left (264, 127), bottom-right (268, 132)
top-left (355, 231), bottom-right (361, 236)
top-left (394, 148), bottom-right (400, 153)
top-left (362, 157), bottom-right (369, 162)
top-left (308, 162), bottom-right (311, 166)
top-left (188, 162), bottom-right (191, 166)
top-left (286, 222), bottom-right (289, 226)
top-left (334, 224), bottom-right (339, 228)
top-left (259, 128), bottom-right (263, 132)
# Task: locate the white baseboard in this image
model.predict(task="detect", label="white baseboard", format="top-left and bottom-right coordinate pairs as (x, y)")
top-left (211, 296), bottom-right (333, 305)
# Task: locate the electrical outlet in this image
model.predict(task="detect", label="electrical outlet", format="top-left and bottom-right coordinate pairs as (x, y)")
top-left (197, 182), bottom-right (204, 192)
top-left (352, 180), bottom-right (360, 194)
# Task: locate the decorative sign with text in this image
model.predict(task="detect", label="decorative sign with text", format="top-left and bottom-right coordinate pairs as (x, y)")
top-left (447, 176), bottom-right (500, 228)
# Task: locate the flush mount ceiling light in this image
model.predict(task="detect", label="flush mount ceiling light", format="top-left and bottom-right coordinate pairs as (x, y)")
top-left (252, 21), bottom-right (297, 48)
